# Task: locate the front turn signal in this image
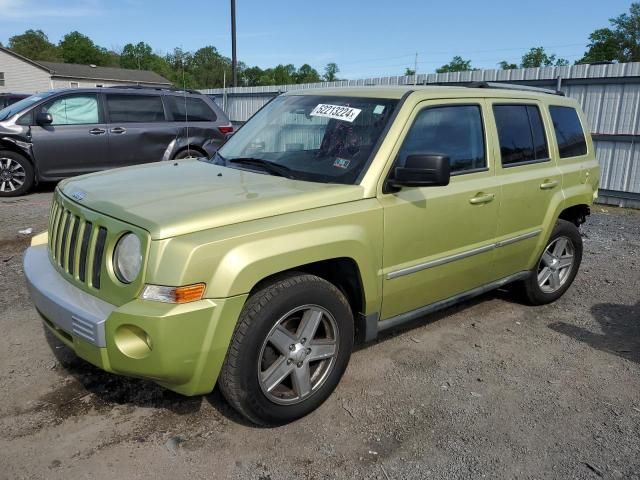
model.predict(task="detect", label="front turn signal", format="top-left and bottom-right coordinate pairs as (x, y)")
top-left (141, 283), bottom-right (206, 304)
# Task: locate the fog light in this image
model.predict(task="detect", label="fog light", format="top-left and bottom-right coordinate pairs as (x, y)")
top-left (114, 325), bottom-right (152, 359)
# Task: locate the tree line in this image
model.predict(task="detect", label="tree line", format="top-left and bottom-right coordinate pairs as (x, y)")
top-left (419, 3), bottom-right (640, 75)
top-left (2, 3), bottom-right (638, 87)
top-left (1, 30), bottom-right (341, 89)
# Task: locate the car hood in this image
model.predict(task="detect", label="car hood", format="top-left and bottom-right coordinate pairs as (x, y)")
top-left (60, 159), bottom-right (366, 240)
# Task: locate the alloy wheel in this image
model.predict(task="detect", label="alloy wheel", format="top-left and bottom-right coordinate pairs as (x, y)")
top-left (0, 157), bottom-right (26, 193)
top-left (537, 236), bottom-right (575, 293)
top-left (258, 305), bottom-right (340, 405)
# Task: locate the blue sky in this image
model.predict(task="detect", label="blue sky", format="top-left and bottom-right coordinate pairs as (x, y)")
top-left (0, 0), bottom-right (634, 78)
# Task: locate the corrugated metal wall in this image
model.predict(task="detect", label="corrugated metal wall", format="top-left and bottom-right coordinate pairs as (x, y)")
top-left (201, 62), bottom-right (640, 207)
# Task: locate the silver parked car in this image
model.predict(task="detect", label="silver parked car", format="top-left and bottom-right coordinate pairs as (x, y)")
top-left (0, 86), bottom-right (232, 196)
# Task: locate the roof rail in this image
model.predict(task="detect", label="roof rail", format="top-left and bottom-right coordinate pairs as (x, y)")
top-left (107, 85), bottom-right (200, 94)
top-left (466, 81), bottom-right (565, 96)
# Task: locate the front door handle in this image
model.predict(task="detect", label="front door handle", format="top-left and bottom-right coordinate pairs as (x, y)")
top-left (110, 127), bottom-right (126, 134)
top-left (89, 128), bottom-right (106, 135)
top-left (469, 192), bottom-right (495, 205)
top-left (540, 179), bottom-right (559, 190)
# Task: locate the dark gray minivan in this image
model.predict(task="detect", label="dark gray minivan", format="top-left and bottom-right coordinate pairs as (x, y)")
top-left (0, 86), bottom-right (232, 196)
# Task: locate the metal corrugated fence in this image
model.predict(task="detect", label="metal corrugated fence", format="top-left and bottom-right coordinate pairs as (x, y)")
top-left (202, 62), bottom-right (640, 207)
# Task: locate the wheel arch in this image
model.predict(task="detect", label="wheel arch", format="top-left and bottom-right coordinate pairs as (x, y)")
top-left (249, 257), bottom-right (369, 342)
top-left (558, 203), bottom-right (590, 226)
top-left (0, 138), bottom-right (34, 165)
top-left (172, 145), bottom-right (208, 159)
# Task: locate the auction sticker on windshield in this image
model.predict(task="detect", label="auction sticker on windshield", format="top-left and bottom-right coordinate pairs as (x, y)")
top-left (310, 104), bottom-right (361, 122)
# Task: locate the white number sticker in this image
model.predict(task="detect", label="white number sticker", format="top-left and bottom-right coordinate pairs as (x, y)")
top-left (310, 104), bottom-right (361, 122)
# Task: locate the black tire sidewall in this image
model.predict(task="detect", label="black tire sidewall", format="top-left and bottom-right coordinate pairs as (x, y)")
top-left (228, 276), bottom-right (354, 425)
top-left (173, 149), bottom-right (201, 160)
top-left (525, 220), bottom-right (583, 305)
top-left (0, 150), bottom-right (34, 197)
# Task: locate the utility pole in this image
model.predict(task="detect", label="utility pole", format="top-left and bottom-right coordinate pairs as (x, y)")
top-left (414, 52), bottom-right (418, 85)
top-left (231, 0), bottom-right (237, 87)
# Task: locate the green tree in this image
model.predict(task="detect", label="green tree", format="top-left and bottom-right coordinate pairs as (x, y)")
top-left (165, 47), bottom-right (195, 87)
top-left (120, 42), bottom-right (155, 70)
top-left (404, 67), bottom-right (416, 76)
top-left (8, 29), bottom-right (60, 61)
top-left (579, 3), bottom-right (640, 63)
top-left (436, 56), bottom-right (473, 73)
top-left (323, 62), bottom-right (340, 81)
top-left (241, 66), bottom-right (265, 86)
top-left (520, 47), bottom-right (568, 68)
top-left (272, 64), bottom-right (297, 84)
top-left (190, 46), bottom-right (231, 88)
top-left (58, 31), bottom-right (109, 65)
top-left (499, 60), bottom-right (518, 70)
top-left (294, 64), bottom-right (320, 83)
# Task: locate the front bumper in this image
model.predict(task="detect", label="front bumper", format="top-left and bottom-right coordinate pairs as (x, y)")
top-left (24, 245), bottom-right (248, 396)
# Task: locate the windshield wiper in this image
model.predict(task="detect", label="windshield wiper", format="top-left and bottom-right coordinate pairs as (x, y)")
top-left (228, 157), bottom-right (296, 179)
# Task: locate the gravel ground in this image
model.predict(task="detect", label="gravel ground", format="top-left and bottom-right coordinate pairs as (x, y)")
top-left (0, 188), bottom-right (639, 480)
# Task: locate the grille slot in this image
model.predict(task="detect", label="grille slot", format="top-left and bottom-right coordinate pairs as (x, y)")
top-left (92, 227), bottom-right (108, 289)
top-left (48, 196), bottom-right (108, 291)
top-left (79, 221), bottom-right (93, 283)
top-left (68, 217), bottom-right (80, 275)
top-left (59, 213), bottom-right (71, 269)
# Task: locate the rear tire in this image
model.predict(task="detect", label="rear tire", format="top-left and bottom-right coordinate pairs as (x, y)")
top-left (0, 150), bottom-right (34, 197)
top-left (173, 148), bottom-right (203, 160)
top-left (521, 219), bottom-right (583, 305)
top-left (219, 273), bottom-right (354, 426)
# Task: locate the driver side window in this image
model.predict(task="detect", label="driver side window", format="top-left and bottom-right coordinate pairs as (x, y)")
top-left (398, 104), bottom-right (486, 174)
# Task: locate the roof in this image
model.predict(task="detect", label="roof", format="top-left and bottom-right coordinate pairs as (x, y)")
top-left (0, 46), bottom-right (171, 86)
top-left (39, 61), bottom-right (171, 85)
top-left (283, 85), bottom-right (576, 103)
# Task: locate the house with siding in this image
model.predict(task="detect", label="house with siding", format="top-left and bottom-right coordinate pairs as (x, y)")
top-left (0, 46), bottom-right (171, 93)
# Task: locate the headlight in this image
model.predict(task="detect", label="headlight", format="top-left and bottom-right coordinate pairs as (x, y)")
top-left (113, 233), bottom-right (142, 284)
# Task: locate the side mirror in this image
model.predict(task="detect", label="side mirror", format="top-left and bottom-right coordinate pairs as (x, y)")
top-left (388, 154), bottom-right (451, 188)
top-left (36, 112), bottom-right (53, 125)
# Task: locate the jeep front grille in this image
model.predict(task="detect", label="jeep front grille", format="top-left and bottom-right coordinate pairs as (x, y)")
top-left (48, 197), bottom-right (108, 290)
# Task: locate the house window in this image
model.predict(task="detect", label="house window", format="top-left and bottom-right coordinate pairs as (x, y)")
top-left (0, 72), bottom-right (5, 87)
top-left (69, 82), bottom-right (79, 88)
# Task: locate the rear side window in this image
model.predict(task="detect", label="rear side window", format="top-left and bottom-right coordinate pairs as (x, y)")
top-left (549, 106), bottom-right (587, 158)
top-left (398, 105), bottom-right (486, 174)
top-left (106, 94), bottom-right (166, 123)
top-left (169, 96), bottom-right (217, 122)
top-left (41, 94), bottom-right (99, 125)
top-left (493, 104), bottom-right (549, 166)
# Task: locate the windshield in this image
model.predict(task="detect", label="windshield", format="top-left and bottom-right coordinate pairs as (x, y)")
top-left (213, 94), bottom-right (398, 184)
top-left (0, 91), bottom-right (56, 122)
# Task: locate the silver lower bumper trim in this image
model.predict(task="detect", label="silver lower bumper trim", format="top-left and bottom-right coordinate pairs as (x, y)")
top-left (23, 245), bottom-right (115, 347)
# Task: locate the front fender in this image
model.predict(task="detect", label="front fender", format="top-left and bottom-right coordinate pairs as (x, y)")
top-left (145, 199), bottom-right (384, 315)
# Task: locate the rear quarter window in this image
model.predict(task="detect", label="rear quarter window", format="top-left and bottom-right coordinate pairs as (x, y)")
top-left (169, 96), bottom-right (217, 122)
top-left (549, 106), bottom-right (588, 158)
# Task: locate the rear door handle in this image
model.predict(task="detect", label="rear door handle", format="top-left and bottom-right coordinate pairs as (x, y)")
top-left (110, 127), bottom-right (126, 134)
top-left (89, 128), bottom-right (106, 135)
top-left (469, 193), bottom-right (495, 205)
top-left (540, 179), bottom-right (559, 190)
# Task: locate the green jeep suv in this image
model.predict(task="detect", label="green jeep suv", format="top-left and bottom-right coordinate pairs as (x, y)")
top-left (24, 84), bottom-right (599, 425)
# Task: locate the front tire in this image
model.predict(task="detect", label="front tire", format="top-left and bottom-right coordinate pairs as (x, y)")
top-left (522, 219), bottom-right (583, 305)
top-left (219, 273), bottom-right (354, 426)
top-left (0, 150), bottom-right (34, 197)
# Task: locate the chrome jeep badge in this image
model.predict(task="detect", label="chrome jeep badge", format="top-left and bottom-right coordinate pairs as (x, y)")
top-left (71, 190), bottom-right (86, 201)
